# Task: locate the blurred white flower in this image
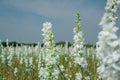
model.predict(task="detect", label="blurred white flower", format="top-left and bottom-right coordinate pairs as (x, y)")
top-left (60, 65), bottom-right (64, 71)
top-left (85, 76), bottom-right (90, 80)
top-left (7, 54), bottom-right (13, 66)
top-left (20, 57), bottom-right (23, 64)
top-left (29, 57), bottom-right (33, 66)
top-left (117, 0), bottom-right (120, 4)
top-left (75, 72), bottom-right (82, 80)
top-left (38, 67), bottom-right (49, 80)
top-left (96, 0), bottom-right (120, 80)
top-left (1, 54), bottom-right (5, 64)
top-left (24, 58), bottom-right (28, 68)
top-left (14, 67), bottom-right (18, 76)
top-left (52, 69), bottom-right (59, 80)
top-left (74, 56), bottom-right (87, 68)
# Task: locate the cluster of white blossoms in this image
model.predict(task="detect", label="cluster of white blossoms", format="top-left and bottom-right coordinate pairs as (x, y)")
top-left (100, 0), bottom-right (120, 25)
top-left (42, 22), bottom-right (55, 47)
top-left (96, 0), bottom-right (120, 80)
top-left (72, 13), bottom-right (88, 80)
top-left (14, 67), bottom-right (18, 76)
top-left (41, 22), bottom-right (57, 65)
top-left (39, 22), bottom-right (59, 80)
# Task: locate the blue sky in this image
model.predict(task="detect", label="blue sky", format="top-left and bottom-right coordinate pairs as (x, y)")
top-left (0, 0), bottom-right (119, 44)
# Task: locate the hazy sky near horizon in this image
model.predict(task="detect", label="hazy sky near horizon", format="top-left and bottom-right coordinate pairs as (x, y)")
top-left (0, 0), bottom-right (120, 44)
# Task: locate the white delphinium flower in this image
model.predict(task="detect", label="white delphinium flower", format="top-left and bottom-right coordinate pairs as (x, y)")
top-left (85, 76), bottom-right (90, 80)
top-left (52, 69), bottom-right (59, 80)
top-left (29, 57), bottom-right (33, 67)
top-left (41, 22), bottom-right (57, 65)
top-left (0, 41), bottom-right (5, 63)
top-left (38, 67), bottom-right (49, 80)
top-left (7, 54), bottom-right (13, 66)
top-left (74, 56), bottom-right (87, 68)
top-left (34, 42), bottom-right (40, 54)
top-left (28, 46), bottom-right (33, 54)
top-left (75, 72), bottom-right (82, 80)
top-left (1, 54), bottom-right (5, 64)
top-left (24, 58), bottom-right (29, 72)
top-left (117, 0), bottom-right (120, 4)
top-left (15, 46), bottom-right (20, 59)
top-left (38, 58), bottom-right (41, 69)
top-left (24, 46), bottom-right (27, 53)
top-left (24, 58), bottom-right (28, 68)
top-left (45, 56), bottom-right (56, 65)
top-left (60, 65), bottom-right (64, 72)
top-left (0, 47), bottom-right (6, 64)
top-left (39, 22), bottom-right (59, 79)
top-left (73, 13), bottom-right (87, 66)
top-left (20, 57), bottom-right (23, 64)
top-left (41, 22), bottom-right (56, 63)
top-left (65, 74), bottom-right (71, 80)
top-left (7, 47), bottom-right (14, 67)
top-left (72, 13), bottom-right (88, 80)
top-left (14, 67), bottom-right (18, 76)
top-left (65, 57), bottom-right (68, 62)
top-left (69, 62), bottom-right (72, 68)
top-left (96, 0), bottom-right (120, 80)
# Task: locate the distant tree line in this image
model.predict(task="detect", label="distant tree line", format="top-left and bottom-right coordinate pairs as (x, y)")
top-left (1, 41), bottom-right (37, 47)
top-left (0, 41), bottom-right (95, 48)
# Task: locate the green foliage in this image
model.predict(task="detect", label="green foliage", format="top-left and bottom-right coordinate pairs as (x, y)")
top-left (74, 13), bottom-right (81, 33)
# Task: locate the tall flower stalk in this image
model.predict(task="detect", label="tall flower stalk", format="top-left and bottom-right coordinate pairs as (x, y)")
top-left (96, 0), bottom-right (120, 80)
top-left (72, 13), bottom-right (88, 80)
top-left (39, 22), bottom-right (59, 80)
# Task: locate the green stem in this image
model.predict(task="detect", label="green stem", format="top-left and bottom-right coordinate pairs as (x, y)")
top-left (56, 63), bottom-right (67, 80)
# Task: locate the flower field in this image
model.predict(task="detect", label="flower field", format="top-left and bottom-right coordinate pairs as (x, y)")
top-left (0, 0), bottom-right (120, 80)
top-left (0, 41), bottom-right (98, 80)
